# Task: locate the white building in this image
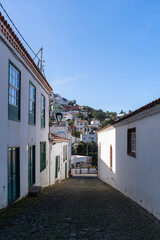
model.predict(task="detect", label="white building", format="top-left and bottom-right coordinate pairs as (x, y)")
top-left (50, 125), bottom-right (72, 171)
top-left (50, 134), bottom-right (69, 184)
top-left (97, 98), bottom-right (160, 220)
top-left (90, 119), bottom-right (100, 129)
top-left (80, 132), bottom-right (97, 143)
top-left (0, 12), bottom-right (52, 209)
top-left (71, 155), bottom-right (92, 168)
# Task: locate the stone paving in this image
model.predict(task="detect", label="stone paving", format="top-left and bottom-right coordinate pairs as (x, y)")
top-left (0, 176), bottom-right (160, 240)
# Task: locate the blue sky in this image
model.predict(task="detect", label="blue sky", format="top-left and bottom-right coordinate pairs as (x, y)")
top-left (1, 0), bottom-right (160, 113)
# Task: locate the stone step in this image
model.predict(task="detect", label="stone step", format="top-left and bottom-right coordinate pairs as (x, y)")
top-left (28, 186), bottom-right (42, 197)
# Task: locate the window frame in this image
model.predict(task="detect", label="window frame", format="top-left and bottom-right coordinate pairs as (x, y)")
top-left (40, 142), bottom-right (46, 172)
top-left (41, 94), bottom-right (45, 128)
top-left (29, 81), bottom-right (36, 125)
top-left (127, 128), bottom-right (136, 158)
top-left (63, 145), bottom-right (68, 162)
top-left (8, 60), bottom-right (21, 121)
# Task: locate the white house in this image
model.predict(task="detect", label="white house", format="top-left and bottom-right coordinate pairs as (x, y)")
top-left (80, 132), bottom-right (97, 143)
top-left (50, 134), bottom-right (69, 184)
top-left (90, 119), bottom-right (100, 129)
top-left (97, 98), bottom-right (160, 220)
top-left (0, 12), bottom-right (52, 209)
top-left (50, 124), bottom-right (72, 171)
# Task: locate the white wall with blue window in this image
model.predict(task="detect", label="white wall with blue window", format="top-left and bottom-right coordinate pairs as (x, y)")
top-left (0, 20), bottom-right (51, 209)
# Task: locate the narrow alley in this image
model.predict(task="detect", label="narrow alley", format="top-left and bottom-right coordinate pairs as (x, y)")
top-left (0, 176), bottom-right (160, 240)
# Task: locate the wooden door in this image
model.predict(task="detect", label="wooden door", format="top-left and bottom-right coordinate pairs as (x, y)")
top-left (28, 145), bottom-right (35, 188)
top-left (8, 148), bottom-right (20, 205)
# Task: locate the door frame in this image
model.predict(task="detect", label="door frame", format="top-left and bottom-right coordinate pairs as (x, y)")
top-left (8, 147), bottom-right (20, 206)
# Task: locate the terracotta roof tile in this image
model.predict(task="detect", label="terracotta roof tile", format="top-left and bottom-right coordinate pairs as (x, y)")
top-left (0, 11), bottom-right (52, 93)
top-left (51, 133), bottom-right (69, 143)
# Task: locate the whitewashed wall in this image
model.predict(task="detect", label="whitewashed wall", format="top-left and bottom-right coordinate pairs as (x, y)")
top-left (50, 142), bottom-right (69, 185)
top-left (0, 31), bottom-right (50, 209)
top-left (98, 112), bottom-right (160, 220)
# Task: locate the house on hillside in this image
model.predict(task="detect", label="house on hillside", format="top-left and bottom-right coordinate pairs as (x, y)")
top-left (97, 98), bottom-right (160, 220)
top-left (80, 132), bottom-right (97, 143)
top-left (91, 119), bottom-right (100, 129)
top-left (0, 12), bottom-right (52, 209)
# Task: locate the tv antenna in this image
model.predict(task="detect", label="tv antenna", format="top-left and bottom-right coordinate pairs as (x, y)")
top-left (33, 47), bottom-right (45, 74)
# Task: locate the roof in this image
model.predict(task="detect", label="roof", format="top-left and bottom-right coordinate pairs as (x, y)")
top-left (51, 133), bottom-right (69, 143)
top-left (97, 97), bottom-right (160, 133)
top-left (0, 12), bottom-right (52, 94)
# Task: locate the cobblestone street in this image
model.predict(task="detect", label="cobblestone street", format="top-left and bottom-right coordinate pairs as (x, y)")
top-left (0, 176), bottom-right (160, 240)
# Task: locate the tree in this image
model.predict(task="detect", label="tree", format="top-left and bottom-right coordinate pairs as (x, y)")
top-left (76, 111), bottom-right (84, 119)
top-left (94, 109), bottom-right (106, 121)
top-left (100, 118), bottom-right (115, 129)
top-left (69, 120), bottom-right (74, 126)
top-left (72, 130), bottom-right (80, 138)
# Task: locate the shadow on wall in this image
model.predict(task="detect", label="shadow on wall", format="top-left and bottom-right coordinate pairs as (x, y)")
top-left (98, 157), bottom-right (117, 189)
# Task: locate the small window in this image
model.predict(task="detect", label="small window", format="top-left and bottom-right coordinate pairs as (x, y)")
top-left (8, 62), bottom-right (21, 121)
top-left (29, 82), bottom-right (36, 125)
top-left (41, 95), bottom-right (45, 128)
top-left (40, 142), bottom-right (46, 172)
top-left (127, 128), bottom-right (136, 157)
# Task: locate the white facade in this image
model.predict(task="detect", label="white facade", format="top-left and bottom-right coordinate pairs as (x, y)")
top-left (80, 132), bottom-right (97, 143)
top-left (91, 119), bottom-right (100, 128)
top-left (50, 125), bottom-right (72, 171)
top-left (50, 141), bottom-right (69, 184)
top-left (98, 102), bottom-right (160, 220)
top-left (0, 14), bottom-right (52, 209)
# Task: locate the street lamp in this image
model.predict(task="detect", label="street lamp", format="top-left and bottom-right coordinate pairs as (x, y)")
top-left (55, 112), bottom-right (63, 124)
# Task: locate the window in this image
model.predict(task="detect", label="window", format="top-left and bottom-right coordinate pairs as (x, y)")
top-left (41, 95), bottom-right (45, 128)
top-left (40, 142), bottom-right (46, 172)
top-left (29, 82), bottom-right (36, 125)
top-left (8, 62), bottom-right (21, 121)
top-left (63, 145), bottom-right (68, 162)
top-left (127, 128), bottom-right (136, 157)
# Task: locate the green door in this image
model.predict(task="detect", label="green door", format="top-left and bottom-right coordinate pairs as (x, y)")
top-left (55, 156), bottom-right (58, 179)
top-left (28, 145), bottom-right (35, 188)
top-left (65, 162), bottom-right (67, 178)
top-left (8, 148), bottom-right (20, 205)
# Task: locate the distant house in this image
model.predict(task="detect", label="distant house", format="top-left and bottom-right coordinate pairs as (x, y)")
top-left (80, 132), bottom-right (97, 143)
top-left (0, 12), bottom-right (52, 209)
top-left (90, 119), bottom-right (100, 129)
top-left (97, 98), bottom-right (160, 220)
top-left (63, 105), bottom-right (80, 112)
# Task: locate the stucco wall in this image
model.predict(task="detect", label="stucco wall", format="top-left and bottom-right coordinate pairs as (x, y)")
top-left (0, 33), bottom-right (50, 209)
top-left (50, 142), bottom-right (69, 185)
top-left (98, 113), bottom-right (160, 220)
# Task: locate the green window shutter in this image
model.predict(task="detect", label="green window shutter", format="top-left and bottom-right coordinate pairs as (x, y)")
top-left (40, 142), bottom-right (46, 172)
top-left (8, 61), bottom-right (21, 121)
top-left (29, 82), bottom-right (36, 125)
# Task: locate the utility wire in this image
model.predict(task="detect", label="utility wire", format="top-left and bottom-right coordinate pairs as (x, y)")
top-left (0, 3), bottom-right (40, 61)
